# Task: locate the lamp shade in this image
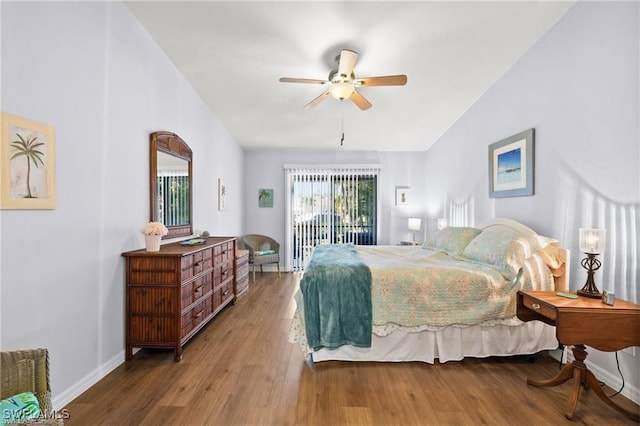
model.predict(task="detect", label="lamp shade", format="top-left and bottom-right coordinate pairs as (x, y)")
top-left (330, 83), bottom-right (355, 100)
top-left (437, 218), bottom-right (448, 230)
top-left (579, 228), bottom-right (606, 254)
top-left (408, 218), bottom-right (421, 231)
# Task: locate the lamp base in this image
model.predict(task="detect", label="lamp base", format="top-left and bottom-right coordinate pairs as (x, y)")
top-left (578, 253), bottom-right (602, 299)
top-left (577, 288), bottom-right (601, 299)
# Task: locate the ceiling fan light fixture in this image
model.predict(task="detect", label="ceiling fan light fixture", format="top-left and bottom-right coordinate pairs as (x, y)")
top-left (330, 83), bottom-right (354, 100)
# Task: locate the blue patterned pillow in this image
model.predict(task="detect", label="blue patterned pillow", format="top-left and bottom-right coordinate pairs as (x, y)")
top-left (422, 227), bottom-right (482, 256)
top-left (462, 228), bottom-right (531, 279)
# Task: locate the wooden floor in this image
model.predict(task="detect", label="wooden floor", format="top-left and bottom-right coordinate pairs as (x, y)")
top-left (64, 272), bottom-right (639, 425)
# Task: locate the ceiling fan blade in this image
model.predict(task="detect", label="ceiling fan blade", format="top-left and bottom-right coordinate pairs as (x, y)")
top-left (355, 75), bottom-right (408, 87)
top-left (338, 49), bottom-right (358, 78)
top-left (350, 90), bottom-right (372, 111)
top-left (303, 90), bottom-right (331, 110)
top-left (279, 77), bottom-right (327, 85)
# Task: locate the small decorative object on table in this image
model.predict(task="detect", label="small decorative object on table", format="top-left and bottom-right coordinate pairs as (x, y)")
top-left (180, 238), bottom-right (206, 246)
top-left (142, 221), bottom-right (168, 252)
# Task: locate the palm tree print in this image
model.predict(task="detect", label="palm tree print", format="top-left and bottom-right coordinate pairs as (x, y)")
top-left (259, 189), bottom-right (273, 207)
top-left (10, 133), bottom-right (45, 198)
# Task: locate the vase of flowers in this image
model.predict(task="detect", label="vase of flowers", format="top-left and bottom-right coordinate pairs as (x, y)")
top-left (142, 222), bottom-right (168, 252)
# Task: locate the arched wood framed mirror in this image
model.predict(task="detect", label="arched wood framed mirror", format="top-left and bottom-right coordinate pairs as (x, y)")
top-left (150, 131), bottom-right (193, 239)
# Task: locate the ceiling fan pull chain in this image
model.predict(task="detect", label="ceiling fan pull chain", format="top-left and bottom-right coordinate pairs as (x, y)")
top-left (340, 117), bottom-right (345, 146)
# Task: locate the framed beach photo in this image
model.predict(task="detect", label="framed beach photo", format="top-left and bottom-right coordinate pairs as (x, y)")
top-left (1, 112), bottom-right (56, 209)
top-left (488, 128), bottom-right (534, 198)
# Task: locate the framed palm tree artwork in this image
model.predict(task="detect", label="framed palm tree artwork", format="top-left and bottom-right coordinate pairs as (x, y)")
top-left (258, 188), bottom-right (273, 208)
top-left (1, 113), bottom-right (56, 209)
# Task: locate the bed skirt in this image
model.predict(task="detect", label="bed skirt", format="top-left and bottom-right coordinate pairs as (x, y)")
top-left (307, 321), bottom-right (557, 364)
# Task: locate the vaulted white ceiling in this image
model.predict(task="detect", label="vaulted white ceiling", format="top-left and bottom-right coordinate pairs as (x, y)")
top-left (125, 1), bottom-right (575, 151)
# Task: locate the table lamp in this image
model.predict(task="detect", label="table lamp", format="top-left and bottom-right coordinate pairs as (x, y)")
top-left (577, 228), bottom-right (606, 298)
top-left (408, 218), bottom-right (421, 243)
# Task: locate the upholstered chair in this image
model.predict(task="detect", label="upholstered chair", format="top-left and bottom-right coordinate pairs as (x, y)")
top-left (239, 234), bottom-right (281, 282)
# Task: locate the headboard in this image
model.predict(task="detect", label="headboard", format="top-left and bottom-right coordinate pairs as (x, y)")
top-left (478, 218), bottom-right (570, 292)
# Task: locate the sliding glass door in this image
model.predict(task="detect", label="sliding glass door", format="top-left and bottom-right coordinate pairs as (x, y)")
top-left (285, 166), bottom-right (379, 271)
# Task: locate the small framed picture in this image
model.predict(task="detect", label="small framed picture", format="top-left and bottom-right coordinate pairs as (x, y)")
top-left (218, 178), bottom-right (226, 211)
top-left (258, 188), bottom-right (273, 208)
top-left (1, 112), bottom-right (56, 209)
top-left (489, 128), bottom-right (534, 198)
top-left (395, 186), bottom-right (410, 206)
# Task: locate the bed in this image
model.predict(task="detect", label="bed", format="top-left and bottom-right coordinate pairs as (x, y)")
top-left (288, 218), bottom-right (569, 363)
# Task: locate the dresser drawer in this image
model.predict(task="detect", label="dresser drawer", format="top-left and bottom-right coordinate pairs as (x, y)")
top-left (181, 274), bottom-right (212, 306)
top-left (127, 257), bottom-right (180, 285)
top-left (213, 279), bottom-right (234, 310)
top-left (181, 297), bottom-right (212, 337)
top-left (214, 262), bottom-right (234, 285)
top-left (522, 294), bottom-right (557, 321)
top-left (181, 248), bottom-right (213, 280)
top-left (129, 287), bottom-right (176, 314)
top-left (214, 242), bottom-right (234, 264)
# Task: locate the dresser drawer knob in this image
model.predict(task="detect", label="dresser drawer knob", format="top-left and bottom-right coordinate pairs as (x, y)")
top-left (532, 303), bottom-right (541, 310)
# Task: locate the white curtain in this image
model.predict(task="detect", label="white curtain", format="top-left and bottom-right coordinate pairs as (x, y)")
top-left (284, 164), bottom-right (380, 271)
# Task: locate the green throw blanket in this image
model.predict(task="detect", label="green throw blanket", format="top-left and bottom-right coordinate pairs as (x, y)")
top-left (301, 244), bottom-right (372, 351)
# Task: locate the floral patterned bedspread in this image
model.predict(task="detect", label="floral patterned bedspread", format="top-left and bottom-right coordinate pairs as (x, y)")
top-left (356, 245), bottom-right (553, 327)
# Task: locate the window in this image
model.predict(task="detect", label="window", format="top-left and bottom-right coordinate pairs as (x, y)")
top-left (284, 165), bottom-right (379, 271)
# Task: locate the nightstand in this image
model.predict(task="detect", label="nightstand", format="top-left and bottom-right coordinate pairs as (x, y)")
top-left (517, 290), bottom-right (640, 421)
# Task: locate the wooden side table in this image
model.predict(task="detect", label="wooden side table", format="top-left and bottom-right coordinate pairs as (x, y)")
top-left (517, 290), bottom-right (640, 421)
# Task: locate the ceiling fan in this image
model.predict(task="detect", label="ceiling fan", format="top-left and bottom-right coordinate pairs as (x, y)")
top-left (279, 49), bottom-right (407, 111)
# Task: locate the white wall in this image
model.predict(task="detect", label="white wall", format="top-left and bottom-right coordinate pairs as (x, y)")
top-left (0, 1), bottom-right (243, 407)
top-left (243, 150), bottom-right (428, 260)
top-left (424, 1), bottom-right (639, 401)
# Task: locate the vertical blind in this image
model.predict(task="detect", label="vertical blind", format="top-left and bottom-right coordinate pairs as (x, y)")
top-left (284, 165), bottom-right (380, 271)
top-left (156, 172), bottom-right (189, 226)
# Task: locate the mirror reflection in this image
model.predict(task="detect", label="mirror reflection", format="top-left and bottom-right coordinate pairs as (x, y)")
top-left (156, 151), bottom-right (189, 226)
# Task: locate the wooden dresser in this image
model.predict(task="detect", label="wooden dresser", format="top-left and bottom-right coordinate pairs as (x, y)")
top-left (235, 249), bottom-right (249, 299)
top-left (122, 236), bottom-right (236, 361)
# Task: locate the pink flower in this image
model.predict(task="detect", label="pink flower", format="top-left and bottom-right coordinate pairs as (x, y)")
top-left (142, 221), bottom-right (168, 236)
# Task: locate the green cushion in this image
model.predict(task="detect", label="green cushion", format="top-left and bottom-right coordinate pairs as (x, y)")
top-left (1, 391), bottom-right (40, 424)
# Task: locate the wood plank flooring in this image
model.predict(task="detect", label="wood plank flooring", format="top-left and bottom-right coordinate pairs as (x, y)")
top-left (64, 272), bottom-right (639, 425)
